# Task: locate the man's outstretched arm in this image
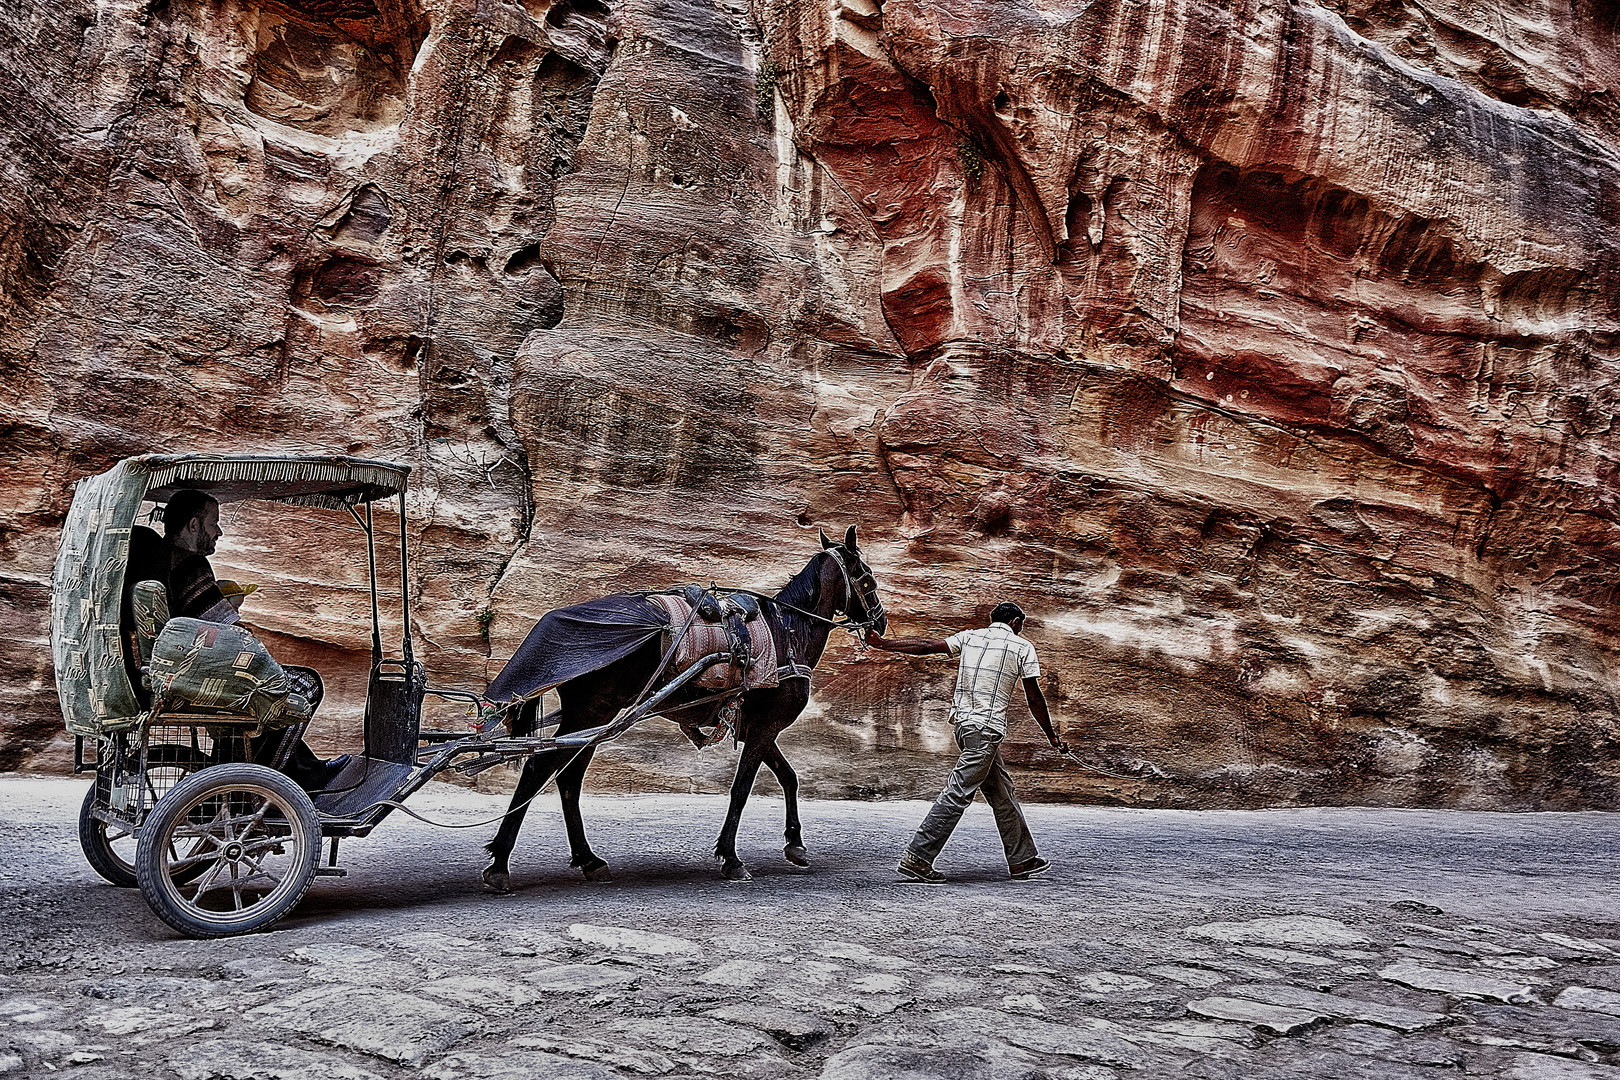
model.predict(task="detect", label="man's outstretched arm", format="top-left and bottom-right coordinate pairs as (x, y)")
top-left (864, 629), bottom-right (951, 656)
top-left (1023, 677), bottom-right (1071, 753)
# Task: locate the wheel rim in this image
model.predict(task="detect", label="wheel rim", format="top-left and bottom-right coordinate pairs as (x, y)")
top-left (153, 782), bottom-right (312, 928)
top-left (93, 816), bottom-right (138, 877)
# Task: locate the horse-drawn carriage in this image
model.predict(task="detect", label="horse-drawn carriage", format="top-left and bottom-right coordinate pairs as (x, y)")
top-left (51, 452), bottom-right (885, 937)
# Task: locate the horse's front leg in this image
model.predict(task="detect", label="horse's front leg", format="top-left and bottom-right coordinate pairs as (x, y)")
top-left (715, 740), bottom-right (769, 880)
top-left (761, 740), bottom-right (808, 866)
top-left (484, 749), bottom-right (562, 893)
top-left (556, 746), bottom-right (610, 881)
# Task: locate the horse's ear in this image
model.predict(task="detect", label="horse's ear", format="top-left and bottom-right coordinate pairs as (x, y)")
top-left (844, 524), bottom-right (859, 552)
top-left (819, 528), bottom-right (834, 550)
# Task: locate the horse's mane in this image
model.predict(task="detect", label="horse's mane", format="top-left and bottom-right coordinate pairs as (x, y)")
top-left (774, 551), bottom-right (825, 611)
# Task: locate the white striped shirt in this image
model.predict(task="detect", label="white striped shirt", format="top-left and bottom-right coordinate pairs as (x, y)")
top-left (945, 623), bottom-right (1041, 736)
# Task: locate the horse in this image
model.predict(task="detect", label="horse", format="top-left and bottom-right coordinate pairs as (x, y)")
top-left (480, 525), bottom-right (886, 888)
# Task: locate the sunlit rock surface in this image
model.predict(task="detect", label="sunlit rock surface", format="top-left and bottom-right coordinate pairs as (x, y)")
top-left (2, 0), bottom-right (1616, 808)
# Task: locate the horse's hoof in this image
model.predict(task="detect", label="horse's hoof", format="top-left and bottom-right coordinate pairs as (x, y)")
top-left (581, 860), bottom-right (612, 882)
top-left (483, 867), bottom-right (512, 894)
top-left (784, 844), bottom-right (810, 867)
top-left (721, 862), bottom-right (753, 882)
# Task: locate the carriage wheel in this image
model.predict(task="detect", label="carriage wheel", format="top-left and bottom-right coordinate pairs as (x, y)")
top-left (79, 744), bottom-right (212, 887)
top-left (135, 763), bottom-right (320, 938)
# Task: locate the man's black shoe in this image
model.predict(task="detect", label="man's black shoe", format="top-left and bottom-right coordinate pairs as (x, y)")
top-left (308, 754), bottom-right (352, 792)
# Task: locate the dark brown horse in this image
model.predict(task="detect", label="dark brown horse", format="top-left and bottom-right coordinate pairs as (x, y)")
top-left (481, 526), bottom-right (886, 887)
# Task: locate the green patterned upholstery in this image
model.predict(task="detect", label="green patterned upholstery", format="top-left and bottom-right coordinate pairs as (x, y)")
top-left (147, 619), bottom-right (314, 726)
top-left (129, 579), bottom-right (170, 670)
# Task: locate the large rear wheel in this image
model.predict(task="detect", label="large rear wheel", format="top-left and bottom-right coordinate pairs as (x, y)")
top-left (135, 763), bottom-right (320, 938)
top-left (79, 744), bottom-right (212, 887)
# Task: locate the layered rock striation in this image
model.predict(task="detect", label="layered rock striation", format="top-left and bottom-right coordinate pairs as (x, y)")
top-left (2, 0), bottom-right (1616, 808)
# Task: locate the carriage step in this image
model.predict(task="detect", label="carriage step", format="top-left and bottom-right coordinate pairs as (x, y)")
top-left (314, 866), bottom-right (348, 877)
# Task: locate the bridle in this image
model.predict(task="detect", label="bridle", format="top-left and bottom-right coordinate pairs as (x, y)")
top-left (821, 546), bottom-right (885, 633)
top-left (735, 546), bottom-right (885, 634)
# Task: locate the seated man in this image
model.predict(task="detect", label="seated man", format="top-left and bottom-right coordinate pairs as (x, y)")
top-left (134, 489), bottom-right (349, 792)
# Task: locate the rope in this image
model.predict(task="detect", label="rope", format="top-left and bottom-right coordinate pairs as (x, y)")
top-left (1058, 748), bottom-right (1155, 782)
top-left (360, 741), bottom-right (594, 829)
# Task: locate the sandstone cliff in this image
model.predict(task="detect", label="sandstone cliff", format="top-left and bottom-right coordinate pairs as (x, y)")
top-left (2, 0), bottom-right (1616, 809)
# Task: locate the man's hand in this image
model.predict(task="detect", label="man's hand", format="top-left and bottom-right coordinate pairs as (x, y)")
top-left (1023, 677), bottom-right (1069, 754)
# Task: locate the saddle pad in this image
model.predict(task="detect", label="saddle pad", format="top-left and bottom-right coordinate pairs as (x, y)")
top-left (648, 594), bottom-right (779, 690)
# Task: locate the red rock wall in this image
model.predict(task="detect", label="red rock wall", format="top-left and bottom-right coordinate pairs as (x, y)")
top-left (2, 0), bottom-right (1617, 808)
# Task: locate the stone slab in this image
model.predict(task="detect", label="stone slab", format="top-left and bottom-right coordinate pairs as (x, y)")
top-left (245, 984), bottom-right (478, 1066)
top-left (1379, 962), bottom-right (1538, 1003)
top-left (1185, 996), bottom-right (1329, 1035)
top-left (1507, 1053), bottom-right (1620, 1079)
top-left (168, 1040), bottom-right (388, 1080)
top-left (1556, 987), bottom-right (1620, 1017)
top-left (1146, 965), bottom-right (1226, 988)
top-left (520, 963), bottom-right (642, 993)
top-left (1188, 917), bottom-right (1370, 948)
top-left (707, 1003), bottom-right (832, 1051)
top-left (1228, 982), bottom-right (1448, 1031)
top-left (508, 1034), bottom-right (676, 1075)
top-left (569, 924), bottom-right (701, 957)
top-left (939, 1007), bottom-right (1147, 1068)
top-left (422, 1050), bottom-right (622, 1080)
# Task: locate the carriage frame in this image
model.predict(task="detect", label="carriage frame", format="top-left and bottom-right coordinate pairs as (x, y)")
top-left (52, 452), bottom-right (738, 937)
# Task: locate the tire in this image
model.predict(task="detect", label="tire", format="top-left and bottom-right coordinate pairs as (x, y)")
top-left (78, 744), bottom-right (212, 887)
top-left (79, 783), bottom-right (139, 887)
top-left (135, 763), bottom-right (321, 938)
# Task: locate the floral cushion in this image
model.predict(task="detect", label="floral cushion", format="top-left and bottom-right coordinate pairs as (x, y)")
top-left (147, 618), bottom-right (314, 726)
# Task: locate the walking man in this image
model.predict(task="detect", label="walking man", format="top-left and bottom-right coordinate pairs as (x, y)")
top-left (864, 602), bottom-right (1069, 884)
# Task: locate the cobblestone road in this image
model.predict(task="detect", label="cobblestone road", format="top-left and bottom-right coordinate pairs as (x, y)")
top-left (3, 776), bottom-right (1619, 1079)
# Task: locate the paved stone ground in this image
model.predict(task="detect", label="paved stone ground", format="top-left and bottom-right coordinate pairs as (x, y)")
top-left (4, 775), bottom-right (1620, 1079)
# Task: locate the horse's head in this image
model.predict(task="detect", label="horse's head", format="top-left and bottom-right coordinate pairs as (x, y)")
top-left (819, 525), bottom-right (887, 636)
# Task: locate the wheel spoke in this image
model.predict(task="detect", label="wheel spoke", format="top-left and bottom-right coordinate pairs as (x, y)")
top-left (188, 857), bottom-right (229, 898)
top-left (166, 848), bottom-right (221, 871)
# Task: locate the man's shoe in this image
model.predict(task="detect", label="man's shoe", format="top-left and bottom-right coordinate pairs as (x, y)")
top-left (897, 853), bottom-right (946, 885)
top-left (310, 754), bottom-right (352, 792)
top-left (1009, 857), bottom-right (1051, 880)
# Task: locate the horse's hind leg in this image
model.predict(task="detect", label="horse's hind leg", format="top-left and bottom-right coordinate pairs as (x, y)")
top-left (556, 747), bottom-right (610, 881)
top-left (761, 741), bottom-right (808, 867)
top-left (483, 749), bottom-right (563, 893)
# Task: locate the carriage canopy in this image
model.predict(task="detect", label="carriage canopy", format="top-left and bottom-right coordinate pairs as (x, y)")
top-left (51, 454), bottom-right (411, 736)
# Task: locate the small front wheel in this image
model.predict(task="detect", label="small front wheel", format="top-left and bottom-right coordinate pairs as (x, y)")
top-left (135, 763), bottom-right (321, 938)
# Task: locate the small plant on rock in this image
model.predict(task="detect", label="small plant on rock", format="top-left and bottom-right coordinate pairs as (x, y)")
top-left (958, 137), bottom-right (986, 189)
top-left (757, 54), bottom-right (779, 123)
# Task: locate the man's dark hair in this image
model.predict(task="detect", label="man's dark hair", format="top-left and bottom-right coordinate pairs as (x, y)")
top-left (990, 601), bottom-right (1026, 626)
top-left (162, 490), bottom-right (218, 538)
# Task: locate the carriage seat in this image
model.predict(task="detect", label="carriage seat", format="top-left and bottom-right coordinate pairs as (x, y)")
top-left (130, 579), bottom-right (319, 727)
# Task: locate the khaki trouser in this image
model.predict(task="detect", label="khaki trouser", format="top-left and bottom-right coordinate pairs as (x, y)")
top-left (907, 726), bottom-right (1039, 867)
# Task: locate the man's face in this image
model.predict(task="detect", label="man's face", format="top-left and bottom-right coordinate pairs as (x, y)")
top-left (178, 503), bottom-right (222, 556)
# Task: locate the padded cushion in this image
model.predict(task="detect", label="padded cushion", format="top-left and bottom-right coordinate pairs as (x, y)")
top-left (129, 579), bottom-right (170, 668)
top-left (147, 618), bottom-right (314, 725)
